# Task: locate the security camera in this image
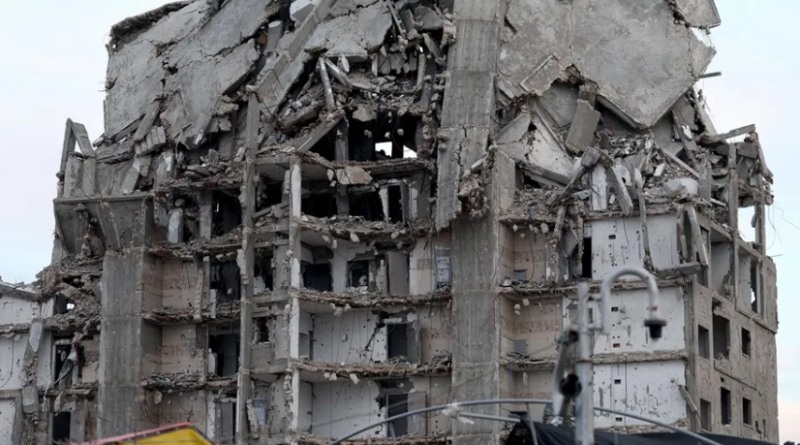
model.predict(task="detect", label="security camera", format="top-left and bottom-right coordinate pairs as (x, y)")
top-left (644, 318), bottom-right (666, 340)
top-left (559, 373), bottom-right (582, 398)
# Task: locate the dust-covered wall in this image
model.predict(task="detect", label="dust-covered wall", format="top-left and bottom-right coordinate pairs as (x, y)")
top-left (312, 310), bottom-right (387, 363)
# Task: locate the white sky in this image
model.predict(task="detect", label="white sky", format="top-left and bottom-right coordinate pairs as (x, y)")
top-left (1, 0), bottom-right (799, 440)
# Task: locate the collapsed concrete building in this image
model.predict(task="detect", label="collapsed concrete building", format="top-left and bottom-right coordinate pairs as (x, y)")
top-left (0, 0), bottom-right (779, 444)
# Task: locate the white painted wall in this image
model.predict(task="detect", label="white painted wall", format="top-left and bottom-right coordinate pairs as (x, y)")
top-left (0, 295), bottom-right (39, 325)
top-left (312, 311), bottom-right (387, 364)
top-left (0, 399), bottom-right (15, 445)
top-left (311, 380), bottom-right (383, 438)
top-left (593, 287), bottom-right (685, 354)
top-left (0, 334), bottom-right (27, 390)
top-left (590, 214), bottom-right (680, 279)
top-left (594, 360), bottom-right (687, 428)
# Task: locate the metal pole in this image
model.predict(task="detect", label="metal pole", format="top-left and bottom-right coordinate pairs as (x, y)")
top-left (575, 280), bottom-right (594, 445)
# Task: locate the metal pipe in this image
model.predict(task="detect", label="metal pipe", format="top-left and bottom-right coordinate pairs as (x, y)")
top-left (575, 280), bottom-right (594, 445)
top-left (323, 399), bottom-right (724, 445)
top-left (458, 412), bottom-right (520, 423)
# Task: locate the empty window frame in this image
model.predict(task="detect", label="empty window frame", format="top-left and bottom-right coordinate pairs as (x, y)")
top-left (210, 260), bottom-right (241, 304)
top-left (700, 399), bottom-right (711, 431)
top-left (721, 388), bottom-right (732, 425)
top-left (209, 331), bottom-right (240, 377)
top-left (712, 314), bottom-right (730, 359)
top-left (741, 328), bottom-right (752, 357)
top-left (743, 398), bottom-right (752, 426)
top-left (211, 190), bottom-right (243, 237)
top-left (750, 259), bottom-right (762, 314)
top-left (302, 262), bottom-right (333, 292)
top-left (386, 393), bottom-right (409, 437)
top-left (52, 411), bottom-right (72, 445)
top-left (698, 325), bottom-right (710, 359)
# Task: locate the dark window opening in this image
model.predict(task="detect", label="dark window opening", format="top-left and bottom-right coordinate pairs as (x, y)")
top-left (348, 260), bottom-right (371, 288)
top-left (388, 324), bottom-right (409, 359)
top-left (212, 190), bottom-right (242, 237)
top-left (302, 191), bottom-right (337, 218)
top-left (254, 253), bottom-right (274, 294)
top-left (514, 269), bottom-right (528, 283)
top-left (218, 399), bottom-right (236, 442)
top-left (309, 130), bottom-right (337, 161)
top-left (741, 328), bottom-right (752, 357)
top-left (209, 332), bottom-right (240, 377)
top-left (302, 262), bottom-right (333, 292)
top-left (700, 399), bottom-right (711, 431)
top-left (54, 296), bottom-right (74, 315)
top-left (743, 398), bottom-right (752, 425)
top-left (52, 411), bottom-right (71, 445)
top-left (256, 318), bottom-right (270, 343)
top-left (348, 112), bottom-right (419, 162)
top-left (581, 237), bottom-right (593, 279)
top-left (53, 342), bottom-right (73, 386)
top-left (350, 191), bottom-right (384, 222)
top-left (387, 393), bottom-right (409, 437)
top-left (387, 185), bottom-right (404, 223)
top-left (211, 260), bottom-right (241, 304)
top-left (698, 325), bottom-right (710, 359)
top-left (750, 259), bottom-right (761, 314)
top-left (712, 314), bottom-right (730, 359)
top-left (721, 388), bottom-right (731, 425)
top-left (256, 181), bottom-right (284, 211)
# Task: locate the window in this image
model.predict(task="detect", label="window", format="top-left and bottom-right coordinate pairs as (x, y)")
top-left (700, 399), bottom-right (711, 431)
top-left (698, 325), bottom-right (710, 359)
top-left (387, 394), bottom-right (409, 437)
top-left (741, 328), bottom-right (752, 357)
top-left (52, 411), bottom-right (71, 445)
top-left (211, 190), bottom-right (243, 237)
top-left (581, 237), bottom-right (592, 279)
top-left (209, 331), bottom-right (240, 377)
top-left (721, 388), bottom-right (731, 425)
top-left (302, 263), bottom-right (333, 292)
top-left (743, 398), bottom-right (752, 425)
top-left (713, 314), bottom-right (730, 359)
top-left (750, 260), bottom-right (762, 314)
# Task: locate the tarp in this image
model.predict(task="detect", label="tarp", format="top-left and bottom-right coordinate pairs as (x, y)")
top-left (72, 422), bottom-right (216, 445)
top-left (506, 421), bottom-right (776, 445)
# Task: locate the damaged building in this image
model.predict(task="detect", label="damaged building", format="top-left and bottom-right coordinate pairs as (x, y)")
top-left (0, 0), bottom-right (778, 444)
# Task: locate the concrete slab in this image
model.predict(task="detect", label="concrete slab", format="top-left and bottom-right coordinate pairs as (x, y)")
top-left (565, 99), bottom-right (600, 153)
top-left (538, 81), bottom-right (579, 127)
top-left (672, 0), bottom-right (721, 28)
top-left (305, 1), bottom-right (393, 61)
top-left (499, 0), bottom-right (716, 128)
top-left (497, 113), bottom-right (531, 144)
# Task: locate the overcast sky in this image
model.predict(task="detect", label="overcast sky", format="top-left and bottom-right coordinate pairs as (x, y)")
top-left (1, 0), bottom-right (798, 441)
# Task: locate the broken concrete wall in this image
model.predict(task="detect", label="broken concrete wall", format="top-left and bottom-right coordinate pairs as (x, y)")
top-left (500, 369), bottom-right (552, 419)
top-left (0, 335), bottom-right (27, 390)
top-left (160, 259), bottom-right (200, 309)
top-left (589, 214), bottom-right (681, 278)
top-left (0, 399), bottom-right (17, 445)
top-left (593, 361), bottom-right (688, 429)
top-left (511, 230), bottom-right (549, 283)
top-left (312, 310), bottom-right (388, 363)
top-left (310, 380), bottom-right (382, 438)
top-left (500, 297), bottom-right (560, 360)
top-left (152, 391), bottom-right (208, 429)
top-left (160, 325), bottom-right (203, 374)
top-left (408, 376), bottom-right (451, 435)
top-left (0, 294), bottom-right (40, 325)
top-left (409, 235), bottom-right (451, 295)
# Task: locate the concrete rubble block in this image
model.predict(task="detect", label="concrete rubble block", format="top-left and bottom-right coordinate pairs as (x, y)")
top-left (440, 71), bottom-right (495, 128)
top-left (453, 0), bottom-right (503, 21)
top-left (104, 1), bottom-right (209, 138)
top-left (288, 12), bottom-right (321, 58)
top-left (500, 0), bottom-right (716, 128)
top-left (537, 81), bottom-right (580, 128)
top-left (63, 155), bottom-right (84, 198)
top-left (671, 0), bottom-right (721, 28)
top-left (415, 5), bottom-right (443, 30)
top-left (305, 1), bottom-right (393, 62)
top-left (497, 112), bottom-right (531, 144)
top-left (22, 386), bottom-right (40, 414)
top-left (665, 177), bottom-right (699, 196)
top-left (605, 164), bottom-right (633, 215)
top-left (266, 21), bottom-right (284, 52)
top-left (290, 0), bottom-right (321, 25)
top-left (565, 99), bottom-right (601, 153)
top-left (335, 166), bottom-right (373, 185)
top-left (448, 19), bottom-right (498, 71)
top-left (162, 40), bottom-right (260, 144)
top-left (133, 100), bottom-right (161, 143)
top-left (71, 122), bottom-right (96, 157)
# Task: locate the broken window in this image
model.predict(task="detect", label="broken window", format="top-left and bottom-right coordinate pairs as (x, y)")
top-left (54, 295), bottom-right (74, 315)
top-left (209, 326), bottom-right (240, 377)
top-left (302, 262), bottom-right (333, 292)
top-left (385, 315), bottom-right (419, 363)
top-left (721, 388), bottom-right (732, 425)
top-left (298, 332), bottom-right (312, 357)
top-left (386, 393), bottom-right (409, 437)
top-left (256, 318), bottom-right (270, 343)
top-left (211, 259), bottom-right (241, 304)
top-left (53, 339), bottom-right (74, 387)
top-left (52, 411), bottom-right (71, 445)
top-left (348, 111), bottom-right (419, 161)
top-left (698, 325), bottom-right (710, 359)
top-left (581, 237), bottom-right (593, 279)
top-left (212, 190), bottom-right (242, 237)
top-left (386, 184), bottom-right (406, 223)
top-left (302, 189), bottom-right (337, 218)
top-left (741, 328), bottom-right (752, 357)
top-left (254, 253), bottom-right (274, 294)
top-left (743, 398), bottom-right (752, 425)
top-left (435, 249), bottom-right (452, 289)
top-left (713, 315), bottom-right (730, 359)
top-left (749, 259), bottom-right (762, 314)
top-left (710, 240), bottom-right (730, 295)
top-left (216, 396), bottom-right (236, 443)
top-left (349, 190), bottom-right (384, 222)
top-left (348, 260), bottom-right (371, 289)
top-left (700, 399), bottom-right (711, 431)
